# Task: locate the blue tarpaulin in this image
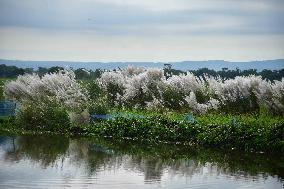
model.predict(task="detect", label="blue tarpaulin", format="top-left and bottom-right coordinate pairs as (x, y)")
top-left (90, 114), bottom-right (113, 122)
top-left (0, 101), bottom-right (16, 116)
top-left (90, 112), bottom-right (146, 122)
top-left (184, 114), bottom-right (197, 123)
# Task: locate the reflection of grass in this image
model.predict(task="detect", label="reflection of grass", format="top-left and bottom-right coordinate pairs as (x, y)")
top-left (4, 135), bottom-right (69, 167)
top-left (75, 137), bottom-right (284, 180)
top-left (2, 134), bottom-right (283, 181)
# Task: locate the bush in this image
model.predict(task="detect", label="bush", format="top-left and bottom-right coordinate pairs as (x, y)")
top-left (86, 80), bottom-right (110, 114)
top-left (89, 98), bottom-right (110, 114)
top-left (0, 78), bottom-right (12, 100)
top-left (16, 101), bottom-right (71, 132)
top-left (97, 67), bottom-right (284, 115)
top-left (4, 70), bottom-right (88, 111)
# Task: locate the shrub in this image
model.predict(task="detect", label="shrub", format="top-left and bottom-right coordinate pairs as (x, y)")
top-left (86, 79), bottom-right (110, 114)
top-left (89, 96), bottom-right (110, 114)
top-left (97, 68), bottom-right (284, 115)
top-left (16, 100), bottom-right (71, 132)
top-left (4, 70), bottom-right (89, 112)
top-left (0, 78), bottom-right (5, 100)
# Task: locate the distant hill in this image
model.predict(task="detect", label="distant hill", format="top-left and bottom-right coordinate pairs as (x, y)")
top-left (1, 59), bottom-right (284, 71)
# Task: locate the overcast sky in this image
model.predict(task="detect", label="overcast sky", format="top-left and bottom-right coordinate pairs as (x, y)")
top-left (0, 0), bottom-right (284, 62)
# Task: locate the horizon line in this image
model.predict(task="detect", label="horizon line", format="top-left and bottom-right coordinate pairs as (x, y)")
top-left (1, 58), bottom-right (284, 64)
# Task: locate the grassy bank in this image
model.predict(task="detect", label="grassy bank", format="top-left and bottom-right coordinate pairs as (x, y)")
top-left (0, 112), bottom-right (283, 153)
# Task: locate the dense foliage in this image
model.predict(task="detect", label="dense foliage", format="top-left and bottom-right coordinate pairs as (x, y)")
top-left (1, 63), bottom-right (283, 81)
top-left (1, 64), bottom-right (102, 79)
top-left (16, 100), bottom-right (71, 131)
top-left (3, 70), bottom-right (89, 130)
top-left (187, 68), bottom-right (284, 81)
top-left (3, 67), bottom-right (284, 119)
top-left (0, 64), bottom-right (33, 78)
top-left (99, 67), bottom-right (284, 114)
top-left (1, 112), bottom-right (283, 153)
top-left (4, 70), bottom-right (88, 111)
top-left (84, 114), bottom-right (284, 153)
top-left (0, 78), bottom-right (9, 100)
top-left (1, 67), bottom-right (283, 153)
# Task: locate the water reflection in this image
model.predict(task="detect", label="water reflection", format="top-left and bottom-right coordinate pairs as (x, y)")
top-left (0, 135), bottom-right (283, 188)
top-left (2, 136), bottom-right (69, 167)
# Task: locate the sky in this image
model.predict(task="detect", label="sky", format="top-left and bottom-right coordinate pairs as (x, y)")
top-left (0, 0), bottom-right (284, 62)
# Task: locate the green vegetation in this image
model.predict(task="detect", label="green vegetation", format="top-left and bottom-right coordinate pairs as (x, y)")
top-left (165, 65), bottom-right (284, 81)
top-left (1, 64), bottom-right (102, 80)
top-left (1, 63), bottom-right (284, 81)
top-left (0, 79), bottom-right (5, 100)
top-left (15, 101), bottom-right (71, 132)
top-left (188, 67), bottom-right (284, 81)
top-left (1, 112), bottom-right (283, 153)
top-left (86, 113), bottom-right (284, 153)
top-left (0, 64), bottom-right (33, 78)
top-left (1, 66), bottom-right (284, 154)
top-left (0, 78), bottom-right (12, 100)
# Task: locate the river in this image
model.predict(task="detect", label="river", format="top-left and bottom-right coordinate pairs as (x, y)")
top-left (0, 135), bottom-right (283, 188)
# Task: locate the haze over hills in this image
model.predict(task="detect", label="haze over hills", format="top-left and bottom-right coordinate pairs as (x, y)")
top-left (1, 59), bottom-right (284, 71)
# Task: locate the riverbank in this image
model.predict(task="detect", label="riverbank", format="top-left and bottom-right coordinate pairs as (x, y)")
top-left (1, 112), bottom-right (283, 153)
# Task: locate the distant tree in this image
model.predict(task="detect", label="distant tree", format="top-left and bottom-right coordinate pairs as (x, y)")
top-left (90, 69), bottom-right (103, 79)
top-left (75, 68), bottom-right (90, 80)
top-left (38, 67), bottom-right (48, 76)
top-left (164, 64), bottom-right (173, 79)
top-left (0, 64), bottom-right (28, 77)
top-left (48, 66), bottom-right (64, 74)
top-left (24, 68), bottom-right (34, 74)
top-left (164, 64), bottom-right (172, 70)
top-left (222, 67), bottom-right (228, 72)
top-left (1, 63), bottom-right (283, 81)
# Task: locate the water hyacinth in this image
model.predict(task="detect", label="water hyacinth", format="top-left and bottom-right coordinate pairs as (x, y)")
top-left (99, 67), bottom-right (284, 114)
top-left (4, 70), bottom-right (89, 111)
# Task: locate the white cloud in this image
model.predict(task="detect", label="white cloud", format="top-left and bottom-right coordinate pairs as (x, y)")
top-left (1, 27), bottom-right (283, 62)
top-left (92, 0), bottom-right (283, 12)
top-left (0, 0), bottom-right (283, 61)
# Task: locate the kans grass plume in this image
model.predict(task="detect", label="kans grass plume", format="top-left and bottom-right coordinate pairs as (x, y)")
top-left (3, 67), bottom-right (284, 115)
top-left (99, 67), bottom-right (284, 114)
top-left (4, 70), bottom-right (89, 112)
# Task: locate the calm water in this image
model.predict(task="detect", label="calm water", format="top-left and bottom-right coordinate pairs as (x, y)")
top-left (0, 135), bottom-right (283, 189)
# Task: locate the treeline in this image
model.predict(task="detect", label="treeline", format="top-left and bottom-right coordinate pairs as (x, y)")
top-left (36, 66), bottom-right (102, 79)
top-left (1, 64), bottom-right (284, 81)
top-left (164, 64), bottom-right (284, 81)
top-left (0, 64), bottom-right (102, 79)
top-left (189, 68), bottom-right (284, 81)
top-left (0, 64), bottom-right (33, 78)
